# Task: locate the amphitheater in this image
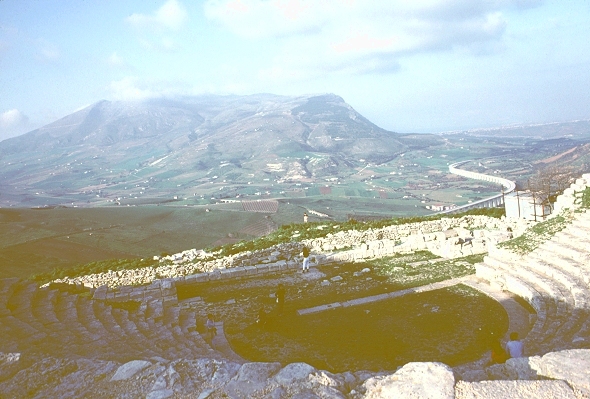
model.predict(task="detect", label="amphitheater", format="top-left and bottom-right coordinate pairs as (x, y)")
top-left (1, 176), bottom-right (590, 398)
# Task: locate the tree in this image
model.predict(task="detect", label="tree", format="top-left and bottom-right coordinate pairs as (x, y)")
top-left (528, 165), bottom-right (577, 210)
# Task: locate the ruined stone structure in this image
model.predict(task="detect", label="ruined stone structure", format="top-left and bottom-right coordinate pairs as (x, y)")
top-left (1, 175), bottom-right (589, 398)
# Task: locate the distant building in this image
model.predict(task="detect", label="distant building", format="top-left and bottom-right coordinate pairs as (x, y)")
top-left (427, 204), bottom-right (457, 212)
top-left (505, 191), bottom-right (551, 220)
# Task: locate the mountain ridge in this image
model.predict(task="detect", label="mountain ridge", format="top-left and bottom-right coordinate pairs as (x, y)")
top-left (0, 93), bottom-right (430, 206)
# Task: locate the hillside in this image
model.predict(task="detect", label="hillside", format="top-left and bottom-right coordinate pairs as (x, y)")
top-left (0, 94), bottom-right (448, 207)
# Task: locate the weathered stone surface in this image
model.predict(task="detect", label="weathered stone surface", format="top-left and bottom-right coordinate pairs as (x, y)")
top-left (223, 362), bottom-right (281, 398)
top-left (503, 356), bottom-right (543, 380)
top-left (455, 380), bottom-right (577, 399)
top-left (146, 389), bottom-right (174, 399)
top-left (532, 349), bottom-right (590, 395)
top-left (273, 362), bottom-right (317, 385)
top-left (110, 359), bottom-right (151, 381)
top-left (361, 362), bottom-right (455, 399)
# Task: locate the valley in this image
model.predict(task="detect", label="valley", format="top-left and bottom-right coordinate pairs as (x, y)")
top-left (1, 94), bottom-right (590, 279)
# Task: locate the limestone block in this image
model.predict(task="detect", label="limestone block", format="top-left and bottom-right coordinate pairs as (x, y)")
top-left (267, 263), bottom-right (281, 273)
top-left (146, 390), bottom-right (173, 399)
top-left (434, 232), bottom-right (447, 241)
top-left (532, 349), bottom-right (590, 396)
top-left (186, 273), bottom-right (209, 283)
top-left (220, 269), bottom-right (235, 279)
top-left (93, 285), bottom-right (108, 300)
top-left (144, 288), bottom-right (161, 299)
top-left (273, 363), bottom-right (317, 385)
top-left (255, 264), bottom-right (270, 274)
top-left (210, 361), bottom-right (241, 386)
top-left (234, 267), bottom-right (248, 278)
top-left (362, 362), bottom-right (455, 399)
top-left (455, 380), bottom-right (577, 399)
top-left (424, 233), bottom-right (437, 242)
top-left (129, 290), bottom-right (144, 300)
top-left (502, 356), bottom-right (543, 380)
top-left (208, 271), bottom-right (222, 281)
top-left (110, 360), bottom-right (151, 381)
top-left (162, 295), bottom-right (178, 308)
top-left (113, 292), bottom-right (130, 301)
top-left (224, 362), bottom-right (282, 398)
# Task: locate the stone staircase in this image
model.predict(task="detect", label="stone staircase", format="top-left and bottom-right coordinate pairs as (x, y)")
top-left (475, 176), bottom-right (590, 356)
top-left (0, 279), bottom-right (222, 363)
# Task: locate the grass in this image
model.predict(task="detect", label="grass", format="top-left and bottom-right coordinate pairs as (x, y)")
top-left (232, 285), bottom-right (507, 372)
top-left (183, 252), bottom-right (501, 373)
top-left (580, 187), bottom-right (590, 208)
top-left (497, 215), bottom-right (568, 256)
top-left (25, 207), bottom-right (499, 284)
top-left (213, 207), bottom-right (504, 257)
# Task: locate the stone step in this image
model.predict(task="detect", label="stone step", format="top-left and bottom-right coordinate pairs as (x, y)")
top-left (529, 250), bottom-right (590, 286)
top-left (526, 256), bottom-right (590, 308)
top-left (0, 278), bottom-right (21, 317)
top-left (483, 256), bottom-right (570, 318)
top-left (554, 224), bottom-right (590, 243)
top-left (537, 240), bottom-right (589, 264)
top-left (540, 308), bottom-right (590, 352)
top-left (178, 309), bottom-right (197, 334)
top-left (92, 301), bottom-right (121, 335)
top-left (7, 282), bottom-right (40, 321)
top-left (54, 293), bottom-right (89, 337)
top-left (75, 297), bottom-right (110, 342)
top-left (571, 315), bottom-right (590, 347)
top-left (455, 380), bottom-right (579, 399)
top-left (145, 299), bottom-right (165, 325)
top-left (110, 307), bottom-right (140, 338)
top-left (78, 298), bottom-right (105, 331)
top-left (30, 288), bottom-right (62, 332)
top-left (476, 261), bottom-right (555, 352)
top-left (0, 314), bottom-right (45, 341)
top-left (162, 305), bottom-right (180, 328)
top-left (570, 216), bottom-right (590, 230)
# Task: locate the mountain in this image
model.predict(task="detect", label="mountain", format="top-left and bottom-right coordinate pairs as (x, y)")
top-left (0, 94), bottom-right (444, 207)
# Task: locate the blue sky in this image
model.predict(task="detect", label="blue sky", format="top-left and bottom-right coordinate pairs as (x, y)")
top-left (1, 0), bottom-right (589, 141)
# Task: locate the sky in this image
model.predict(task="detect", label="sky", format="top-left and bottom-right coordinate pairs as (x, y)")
top-left (1, 0), bottom-right (589, 141)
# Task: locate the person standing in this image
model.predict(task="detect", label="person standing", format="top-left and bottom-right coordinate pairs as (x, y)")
top-left (206, 313), bottom-right (217, 343)
top-left (303, 213), bottom-right (308, 223)
top-left (302, 246), bottom-right (310, 273)
top-left (505, 332), bottom-right (524, 358)
top-left (276, 283), bottom-right (285, 314)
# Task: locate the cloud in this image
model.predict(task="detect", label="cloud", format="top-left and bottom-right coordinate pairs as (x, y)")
top-left (36, 38), bottom-right (60, 61)
top-left (108, 76), bottom-right (202, 101)
top-left (126, 0), bottom-right (188, 52)
top-left (0, 109), bottom-right (30, 140)
top-left (109, 77), bottom-right (157, 101)
top-left (126, 0), bottom-right (188, 31)
top-left (205, 0), bottom-right (528, 79)
top-left (107, 52), bottom-right (125, 67)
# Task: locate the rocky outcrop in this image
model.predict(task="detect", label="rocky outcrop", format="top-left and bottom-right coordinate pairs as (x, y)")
top-left (1, 350), bottom-right (589, 398)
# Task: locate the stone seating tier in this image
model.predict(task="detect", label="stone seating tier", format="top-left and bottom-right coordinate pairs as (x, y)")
top-left (0, 280), bottom-right (224, 363)
top-left (476, 180), bottom-right (590, 356)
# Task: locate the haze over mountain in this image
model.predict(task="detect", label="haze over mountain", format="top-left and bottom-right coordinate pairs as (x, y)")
top-left (0, 94), bottom-right (446, 207)
top-left (3, 93), bottom-right (590, 209)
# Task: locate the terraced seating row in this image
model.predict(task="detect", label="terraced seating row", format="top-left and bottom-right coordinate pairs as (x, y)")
top-left (0, 278), bottom-right (221, 363)
top-left (476, 206), bottom-right (590, 356)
